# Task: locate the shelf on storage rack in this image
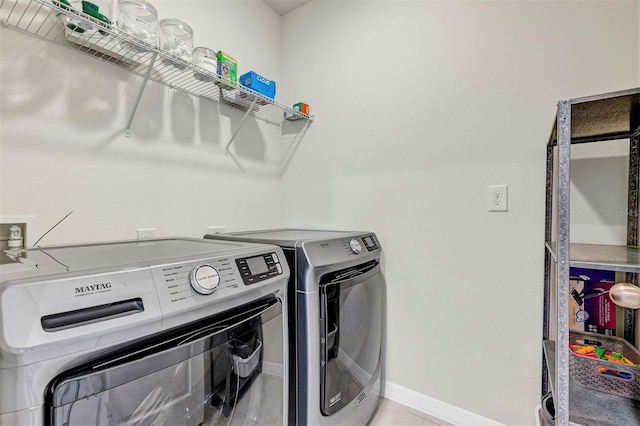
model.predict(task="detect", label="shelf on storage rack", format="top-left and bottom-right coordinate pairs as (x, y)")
top-left (545, 243), bottom-right (640, 273)
top-left (548, 89), bottom-right (640, 145)
top-left (543, 340), bottom-right (640, 426)
top-left (0, 0), bottom-right (313, 149)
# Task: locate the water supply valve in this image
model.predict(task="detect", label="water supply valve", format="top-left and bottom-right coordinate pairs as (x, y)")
top-left (7, 225), bottom-right (23, 249)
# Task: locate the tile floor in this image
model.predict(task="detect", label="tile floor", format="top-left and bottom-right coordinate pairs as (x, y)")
top-left (368, 398), bottom-right (453, 426)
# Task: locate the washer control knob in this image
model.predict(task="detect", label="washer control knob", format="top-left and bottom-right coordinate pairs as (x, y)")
top-left (189, 265), bottom-right (220, 295)
top-left (349, 239), bottom-right (363, 254)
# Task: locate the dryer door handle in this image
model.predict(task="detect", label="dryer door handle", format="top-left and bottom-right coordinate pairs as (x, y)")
top-left (320, 260), bottom-right (380, 290)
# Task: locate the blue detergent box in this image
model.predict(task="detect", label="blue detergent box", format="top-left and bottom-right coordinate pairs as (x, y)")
top-left (239, 71), bottom-right (276, 101)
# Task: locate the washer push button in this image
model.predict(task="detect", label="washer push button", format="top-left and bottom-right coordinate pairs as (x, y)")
top-left (266, 252), bottom-right (282, 277)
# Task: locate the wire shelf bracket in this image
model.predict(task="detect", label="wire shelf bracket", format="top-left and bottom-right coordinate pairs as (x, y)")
top-left (124, 52), bottom-right (157, 138)
top-left (224, 95), bottom-right (259, 156)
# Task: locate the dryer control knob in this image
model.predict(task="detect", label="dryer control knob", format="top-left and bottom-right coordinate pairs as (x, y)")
top-left (349, 238), bottom-right (363, 254)
top-left (189, 265), bottom-right (220, 295)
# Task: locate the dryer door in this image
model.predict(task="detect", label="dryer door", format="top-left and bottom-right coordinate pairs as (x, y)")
top-left (319, 260), bottom-right (382, 416)
top-left (45, 296), bottom-right (285, 426)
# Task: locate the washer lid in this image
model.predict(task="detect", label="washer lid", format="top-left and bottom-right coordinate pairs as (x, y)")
top-left (213, 228), bottom-right (364, 248)
top-left (0, 238), bottom-right (248, 283)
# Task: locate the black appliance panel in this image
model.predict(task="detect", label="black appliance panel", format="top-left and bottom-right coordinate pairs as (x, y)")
top-left (236, 252), bottom-right (283, 285)
top-left (362, 235), bottom-right (379, 251)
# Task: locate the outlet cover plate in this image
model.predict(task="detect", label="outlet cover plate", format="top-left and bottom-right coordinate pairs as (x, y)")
top-left (207, 226), bottom-right (226, 234)
top-left (487, 185), bottom-right (508, 212)
top-left (137, 228), bottom-right (155, 240)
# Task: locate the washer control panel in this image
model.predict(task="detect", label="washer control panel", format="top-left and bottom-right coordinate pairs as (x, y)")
top-left (151, 249), bottom-right (287, 316)
top-left (154, 256), bottom-right (239, 306)
top-left (236, 252), bottom-right (283, 285)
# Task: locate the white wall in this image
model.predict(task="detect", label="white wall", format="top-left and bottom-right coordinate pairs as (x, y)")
top-left (281, 1), bottom-right (640, 425)
top-left (1, 1), bottom-right (639, 425)
top-left (0, 0), bottom-right (284, 245)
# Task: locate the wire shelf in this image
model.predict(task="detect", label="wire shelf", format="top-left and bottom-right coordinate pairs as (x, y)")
top-left (0, 0), bottom-right (314, 129)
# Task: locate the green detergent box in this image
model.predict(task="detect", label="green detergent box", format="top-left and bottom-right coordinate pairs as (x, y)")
top-left (215, 51), bottom-right (237, 90)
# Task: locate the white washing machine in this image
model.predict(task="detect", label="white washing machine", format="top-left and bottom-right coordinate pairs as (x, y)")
top-left (0, 237), bottom-right (289, 426)
top-left (205, 229), bottom-right (384, 426)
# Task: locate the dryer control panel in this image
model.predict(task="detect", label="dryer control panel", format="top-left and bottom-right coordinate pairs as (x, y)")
top-left (342, 234), bottom-right (379, 255)
top-left (236, 252), bottom-right (283, 285)
top-left (361, 234), bottom-right (379, 251)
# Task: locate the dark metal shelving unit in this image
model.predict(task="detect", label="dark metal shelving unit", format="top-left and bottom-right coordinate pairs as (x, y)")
top-left (543, 88), bottom-right (640, 425)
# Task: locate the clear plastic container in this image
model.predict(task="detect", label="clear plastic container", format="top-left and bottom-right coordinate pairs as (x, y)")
top-left (117, 0), bottom-right (158, 52)
top-left (231, 339), bottom-right (262, 378)
top-left (192, 47), bottom-right (217, 82)
top-left (159, 18), bottom-right (193, 69)
top-left (58, 0), bottom-right (113, 37)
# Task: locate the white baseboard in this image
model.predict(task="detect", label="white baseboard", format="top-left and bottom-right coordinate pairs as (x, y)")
top-left (383, 381), bottom-right (505, 426)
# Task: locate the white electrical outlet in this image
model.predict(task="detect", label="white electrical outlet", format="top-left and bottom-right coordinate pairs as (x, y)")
top-left (487, 185), bottom-right (508, 212)
top-left (137, 228), bottom-right (155, 240)
top-left (207, 226), bottom-right (226, 235)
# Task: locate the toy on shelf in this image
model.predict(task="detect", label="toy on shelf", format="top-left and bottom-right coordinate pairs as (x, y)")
top-left (570, 343), bottom-right (638, 366)
top-left (284, 102), bottom-right (310, 121)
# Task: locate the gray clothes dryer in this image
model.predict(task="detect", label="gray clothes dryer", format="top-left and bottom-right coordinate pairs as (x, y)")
top-left (205, 229), bottom-right (384, 426)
